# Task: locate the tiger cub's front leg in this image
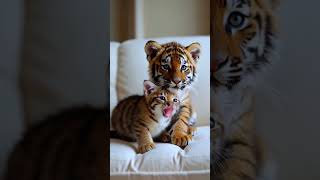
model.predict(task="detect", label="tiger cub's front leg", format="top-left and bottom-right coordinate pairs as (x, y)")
top-left (136, 127), bottom-right (155, 154)
top-left (171, 101), bottom-right (194, 147)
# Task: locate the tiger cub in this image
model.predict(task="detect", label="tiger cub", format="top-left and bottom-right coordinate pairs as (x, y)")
top-left (111, 80), bottom-right (183, 154)
top-left (211, 0), bottom-right (279, 179)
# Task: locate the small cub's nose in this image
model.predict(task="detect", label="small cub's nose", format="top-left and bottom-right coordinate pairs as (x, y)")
top-left (173, 78), bottom-right (181, 84)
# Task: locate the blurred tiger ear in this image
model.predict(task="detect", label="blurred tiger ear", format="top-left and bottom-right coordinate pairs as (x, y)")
top-left (186, 42), bottom-right (201, 62)
top-left (267, 0), bottom-right (279, 10)
top-left (272, 0), bottom-right (279, 9)
top-left (143, 80), bottom-right (157, 96)
top-left (145, 40), bottom-right (162, 61)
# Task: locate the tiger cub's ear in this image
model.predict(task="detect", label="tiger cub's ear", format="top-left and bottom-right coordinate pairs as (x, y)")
top-left (143, 80), bottom-right (157, 96)
top-left (266, 0), bottom-right (279, 10)
top-left (186, 43), bottom-right (201, 62)
top-left (145, 40), bottom-right (162, 61)
top-left (271, 0), bottom-right (279, 9)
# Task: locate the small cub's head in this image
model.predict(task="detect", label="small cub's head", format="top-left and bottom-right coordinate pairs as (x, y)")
top-left (143, 80), bottom-right (182, 118)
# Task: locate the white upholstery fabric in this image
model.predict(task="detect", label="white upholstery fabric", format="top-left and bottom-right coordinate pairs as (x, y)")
top-left (21, 0), bottom-right (107, 124)
top-left (110, 42), bottom-right (120, 129)
top-left (115, 36), bottom-right (210, 126)
top-left (110, 171), bottom-right (209, 180)
top-left (110, 126), bottom-right (210, 179)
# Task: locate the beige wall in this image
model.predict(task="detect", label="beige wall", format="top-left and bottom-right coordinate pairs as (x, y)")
top-left (144, 0), bottom-right (210, 38)
top-left (110, 0), bottom-right (210, 41)
top-left (110, 0), bottom-right (131, 42)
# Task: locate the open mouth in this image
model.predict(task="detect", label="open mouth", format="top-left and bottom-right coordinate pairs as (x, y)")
top-left (163, 105), bottom-right (174, 118)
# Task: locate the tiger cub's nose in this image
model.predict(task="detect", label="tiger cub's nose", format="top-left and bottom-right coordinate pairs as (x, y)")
top-left (173, 78), bottom-right (181, 84)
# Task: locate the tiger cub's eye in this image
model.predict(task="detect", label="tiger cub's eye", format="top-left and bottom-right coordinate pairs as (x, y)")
top-left (228, 12), bottom-right (245, 28)
top-left (159, 96), bottom-right (166, 100)
top-left (181, 65), bottom-right (187, 71)
top-left (173, 98), bottom-right (178, 102)
top-left (162, 64), bottom-right (170, 70)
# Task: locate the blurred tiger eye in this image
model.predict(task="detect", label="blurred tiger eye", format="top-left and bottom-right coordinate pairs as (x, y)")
top-left (228, 12), bottom-right (245, 28)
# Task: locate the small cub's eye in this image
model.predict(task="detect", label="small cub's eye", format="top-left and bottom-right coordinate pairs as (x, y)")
top-left (173, 98), bottom-right (178, 102)
top-left (159, 96), bottom-right (166, 100)
top-left (162, 64), bottom-right (170, 70)
top-left (228, 12), bottom-right (245, 28)
top-left (181, 65), bottom-right (187, 71)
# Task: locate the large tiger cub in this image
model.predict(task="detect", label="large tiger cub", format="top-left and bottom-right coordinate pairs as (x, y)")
top-left (144, 41), bottom-right (200, 147)
top-left (211, 0), bottom-right (279, 179)
top-left (111, 80), bottom-right (184, 153)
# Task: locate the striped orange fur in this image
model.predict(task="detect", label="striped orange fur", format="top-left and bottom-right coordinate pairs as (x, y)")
top-left (111, 80), bottom-right (183, 153)
top-left (211, 0), bottom-right (279, 179)
top-left (144, 41), bottom-right (200, 147)
top-left (212, 0), bottom-right (278, 89)
top-left (4, 105), bottom-right (107, 180)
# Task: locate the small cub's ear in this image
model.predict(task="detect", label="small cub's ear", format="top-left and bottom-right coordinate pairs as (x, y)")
top-left (143, 80), bottom-right (157, 96)
top-left (186, 42), bottom-right (201, 62)
top-left (145, 40), bottom-right (161, 61)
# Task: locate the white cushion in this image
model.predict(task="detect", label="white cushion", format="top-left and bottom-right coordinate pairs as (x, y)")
top-left (21, 0), bottom-right (107, 124)
top-left (110, 126), bottom-right (210, 179)
top-left (115, 36), bottom-right (210, 126)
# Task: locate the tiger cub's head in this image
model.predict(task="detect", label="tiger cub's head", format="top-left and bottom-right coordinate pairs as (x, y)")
top-left (143, 80), bottom-right (182, 118)
top-left (212, 0), bottom-right (279, 88)
top-left (145, 41), bottom-right (201, 90)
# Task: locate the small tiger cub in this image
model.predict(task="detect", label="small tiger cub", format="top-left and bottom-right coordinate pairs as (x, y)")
top-left (111, 80), bottom-right (182, 154)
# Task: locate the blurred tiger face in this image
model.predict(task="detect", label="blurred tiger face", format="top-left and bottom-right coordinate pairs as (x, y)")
top-left (211, 0), bottom-right (278, 88)
top-left (145, 41), bottom-right (201, 90)
top-left (210, 0), bottom-right (279, 174)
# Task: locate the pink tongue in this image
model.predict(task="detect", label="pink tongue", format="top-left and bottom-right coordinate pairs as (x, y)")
top-left (163, 106), bottom-right (173, 117)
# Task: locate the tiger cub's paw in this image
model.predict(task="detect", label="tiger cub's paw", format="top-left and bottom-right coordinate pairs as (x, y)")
top-left (159, 132), bottom-right (171, 143)
top-left (171, 131), bottom-right (193, 147)
top-left (188, 126), bottom-right (197, 136)
top-left (138, 142), bottom-right (156, 154)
